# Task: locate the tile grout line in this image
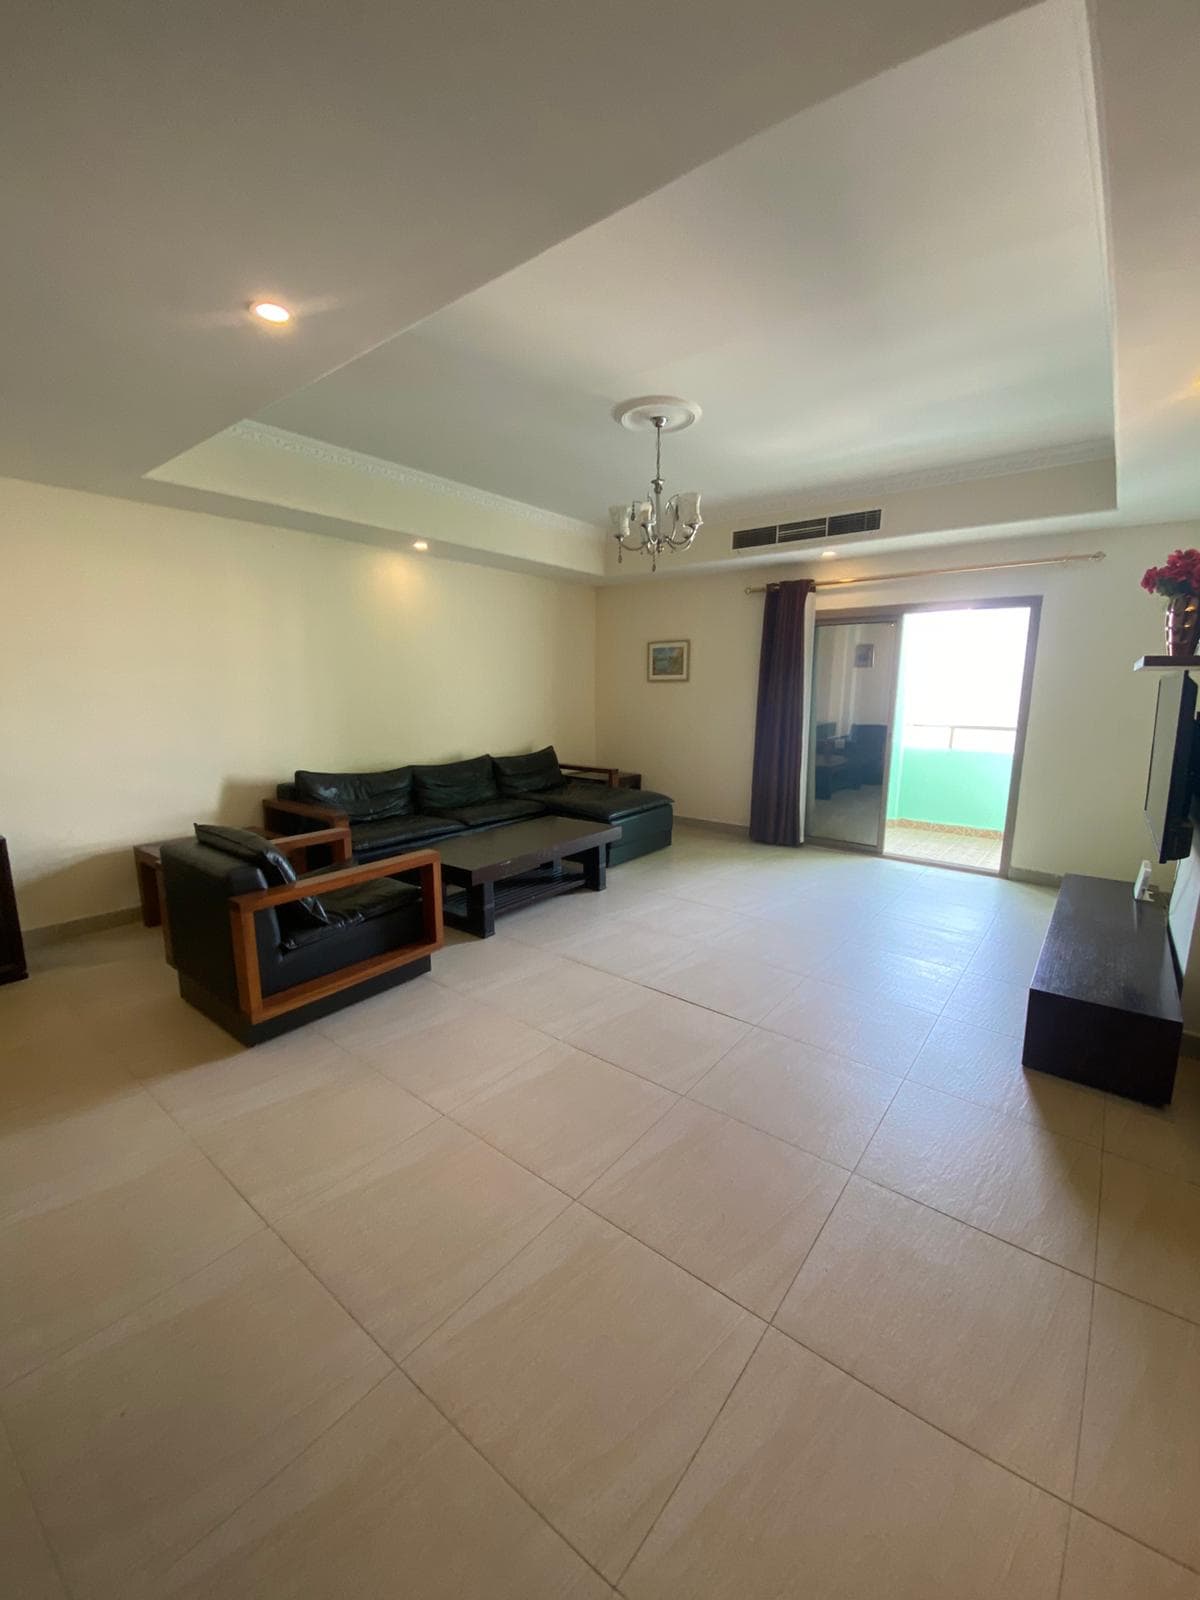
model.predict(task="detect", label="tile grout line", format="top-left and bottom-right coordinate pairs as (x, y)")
top-left (763, 1315), bottom-right (1200, 1573)
top-left (397, 1360), bottom-right (624, 1594)
top-left (611, 1318), bottom-right (771, 1590)
top-left (0, 1404), bottom-right (76, 1600)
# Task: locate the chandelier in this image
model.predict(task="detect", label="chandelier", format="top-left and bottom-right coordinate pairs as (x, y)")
top-left (609, 396), bottom-right (703, 571)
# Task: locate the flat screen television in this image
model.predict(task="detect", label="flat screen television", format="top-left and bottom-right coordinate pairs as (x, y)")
top-left (1145, 672), bottom-right (1198, 863)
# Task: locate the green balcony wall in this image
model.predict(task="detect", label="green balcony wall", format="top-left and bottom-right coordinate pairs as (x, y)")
top-left (885, 747), bottom-right (1012, 831)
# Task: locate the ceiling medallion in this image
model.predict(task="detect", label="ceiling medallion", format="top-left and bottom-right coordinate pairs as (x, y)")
top-left (609, 396), bottom-right (703, 572)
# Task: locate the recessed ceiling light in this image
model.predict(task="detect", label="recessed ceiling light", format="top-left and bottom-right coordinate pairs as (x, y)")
top-left (820, 549), bottom-right (838, 559)
top-left (250, 301), bottom-right (291, 324)
top-left (412, 539), bottom-right (429, 552)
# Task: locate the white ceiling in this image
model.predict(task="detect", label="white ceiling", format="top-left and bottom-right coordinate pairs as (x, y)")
top-left (5, 0), bottom-right (1199, 579)
top-left (260, 1), bottom-right (1113, 525)
top-left (1, 0), bottom-right (1031, 496)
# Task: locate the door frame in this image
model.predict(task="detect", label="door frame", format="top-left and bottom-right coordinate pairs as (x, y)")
top-left (811, 594), bottom-right (1042, 878)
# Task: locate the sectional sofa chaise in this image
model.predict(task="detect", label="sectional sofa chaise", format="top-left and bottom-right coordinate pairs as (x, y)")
top-left (263, 746), bottom-right (673, 868)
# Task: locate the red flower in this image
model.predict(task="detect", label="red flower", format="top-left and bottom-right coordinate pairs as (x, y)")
top-left (1143, 550), bottom-right (1200, 598)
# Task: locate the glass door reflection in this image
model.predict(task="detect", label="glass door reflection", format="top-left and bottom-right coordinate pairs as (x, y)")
top-left (805, 620), bottom-right (898, 850)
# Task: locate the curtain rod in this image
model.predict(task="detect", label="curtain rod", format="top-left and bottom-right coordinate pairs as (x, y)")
top-left (743, 550), bottom-right (1105, 594)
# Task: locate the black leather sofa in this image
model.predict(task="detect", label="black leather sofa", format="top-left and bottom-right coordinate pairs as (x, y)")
top-left (160, 824), bottom-right (442, 1045)
top-left (265, 747), bottom-right (672, 868)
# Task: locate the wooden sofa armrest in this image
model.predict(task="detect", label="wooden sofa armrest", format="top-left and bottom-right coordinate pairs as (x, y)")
top-left (262, 795), bottom-right (348, 835)
top-left (228, 849), bottom-right (443, 1026)
top-left (263, 826), bottom-right (353, 871)
top-left (560, 761), bottom-right (621, 785)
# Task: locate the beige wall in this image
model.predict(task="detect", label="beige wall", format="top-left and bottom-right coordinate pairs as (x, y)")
top-left (596, 522), bottom-right (1200, 882)
top-left (1, 476), bottom-right (596, 929)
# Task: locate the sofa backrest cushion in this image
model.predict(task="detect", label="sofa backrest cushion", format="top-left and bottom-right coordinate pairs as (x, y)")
top-left (193, 824), bottom-right (340, 944)
top-left (294, 767), bottom-right (414, 823)
top-left (413, 755), bottom-right (498, 811)
top-left (493, 745), bottom-right (564, 797)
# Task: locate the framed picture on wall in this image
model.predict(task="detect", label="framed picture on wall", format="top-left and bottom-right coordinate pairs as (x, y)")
top-left (854, 643), bottom-right (876, 668)
top-left (647, 639), bottom-right (690, 682)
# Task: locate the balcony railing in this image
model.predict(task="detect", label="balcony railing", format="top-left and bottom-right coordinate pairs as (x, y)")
top-left (902, 722), bottom-right (1017, 756)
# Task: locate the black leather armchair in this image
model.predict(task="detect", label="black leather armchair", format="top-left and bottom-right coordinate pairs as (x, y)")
top-left (160, 826), bottom-right (443, 1045)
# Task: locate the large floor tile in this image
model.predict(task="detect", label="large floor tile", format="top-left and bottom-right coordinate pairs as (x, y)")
top-left (155, 1372), bottom-right (611, 1599)
top-left (137, 1026), bottom-right (361, 1134)
top-left (623, 1328), bottom-right (1068, 1600)
top-left (0, 1027), bottom-right (132, 1120)
top-left (275, 1118), bottom-right (567, 1360)
top-left (942, 970), bottom-right (1031, 1038)
top-left (1097, 1153), bottom-right (1200, 1324)
top-left (454, 1042), bottom-right (674, 1195)
top-left (690, 1028), bottom-right (899, 1167)
top-left (336, 991), bottom-right (557, 1111)
top-left (908, 1015), bottom-right (1105, 1144)
top-left (405, 1205), bottom-right (762, 1580)
top-left (1060, 1511), bottom-right (1200, 1600)
top-left (553, 918), bottom-right (698, 982)
top-left (849, 910), bottom-right (983, 969)
top-left (776, 1178), bottom-right (1091, 1494)
top-left (0, 1083), bottom-right (188, 1227)
top-left (1076, 1288), bottom-right (1200, 1572)
top-left (650, 951), bottom-right (798, 1025)
top-left (762, 977), bottom-right (936, 1073)
top-left (0, 1425), bottom-right (68, 1600)
top-left (1103, 1057), bottom-right (1200, 1184)
top-left (562, 989), bottom-right (747, 1092)
top-left (0, 1147), bottom-right (261, 1386)
top-left (803, 943), bottom-right (961, 1014)
top-left (1, 1232), bottom-right (391, 1600)
top-left (194, 1060), bottom-right (438, 1221)
top-left (478, 955), bottom-right (642, 1038)
top-left (585, 1100), bottom-right (846, 1316)
top-left (859, 1081), bottom-right (1100, 1273)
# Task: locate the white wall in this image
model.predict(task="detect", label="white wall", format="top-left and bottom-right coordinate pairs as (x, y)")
top-left (1, 476), bottom-right (596, 928)
top-left (596, 522), bottom-right (1200, 882)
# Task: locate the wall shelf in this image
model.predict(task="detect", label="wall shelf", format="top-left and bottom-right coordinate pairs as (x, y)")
top-left (1133, 656), bottom-right (1200, 672)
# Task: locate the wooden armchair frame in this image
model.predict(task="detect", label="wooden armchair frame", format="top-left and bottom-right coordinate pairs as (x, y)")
top-left (259, 824), bottom-right (353, 875)
top-left (560, 761), bottom-right (621, 785)
top-left (263, 795), bottom-right (349, 835)
top-left (229, 848), bottom-right (443, 1026)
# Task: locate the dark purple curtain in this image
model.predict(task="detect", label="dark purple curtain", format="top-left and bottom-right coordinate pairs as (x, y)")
top-left (749, 579), bottom-right (815, 846)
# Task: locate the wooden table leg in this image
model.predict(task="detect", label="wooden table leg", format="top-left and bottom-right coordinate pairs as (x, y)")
top-left (466, 882), bottom-right (496, 938)
top-left (135, 852), bottom-right (162, 927)
top-left (582, 844), bottom-right (606, 891)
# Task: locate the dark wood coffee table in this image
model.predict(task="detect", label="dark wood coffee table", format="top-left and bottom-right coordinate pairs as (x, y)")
top-left (436, 817), bottom-right (621, 937)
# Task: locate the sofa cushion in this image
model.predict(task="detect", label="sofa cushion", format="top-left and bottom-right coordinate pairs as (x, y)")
top-left (413, 755), bottom-right (498, 813)
top-left (540, 782), bottom-right (674, 825)
top-left (295, 766), bottom-right (414, 823)
top-left (192, 824), bottom-right (360, 947)
top-left (429, 797), bottom-right (547, 828)
top-left (349, 814), bottom-right (467, 858)
top-left (279, 877), bottom-right (419, 949)
top-left (493, 746), bottom-right (564, 797)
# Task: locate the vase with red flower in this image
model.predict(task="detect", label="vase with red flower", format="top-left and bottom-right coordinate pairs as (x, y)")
top-left (1141, 549), bottom-right (1200, 657)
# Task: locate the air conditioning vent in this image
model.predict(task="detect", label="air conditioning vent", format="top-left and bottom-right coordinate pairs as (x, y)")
top-left (732, 507), bottom-right (883, 554)
top-left (777, 518), bottom-right (828, 544)
top-left (731, 524), bottom-right (778, 551)
top-left (827, 508), bottom-right (882, 537)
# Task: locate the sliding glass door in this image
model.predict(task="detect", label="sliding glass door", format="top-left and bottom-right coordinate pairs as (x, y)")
top-left (805, 619), bottom-right (899, 851)
top-left (805, 598), bottom-right (1039, 874)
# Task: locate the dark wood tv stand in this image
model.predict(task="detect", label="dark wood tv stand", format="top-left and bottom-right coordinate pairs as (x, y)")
top-left (1023, 874), bottom-right (1181, 1105)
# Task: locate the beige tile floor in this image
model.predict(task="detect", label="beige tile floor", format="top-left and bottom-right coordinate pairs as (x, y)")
top-left (2, 825), bottom-right (1199, 1598)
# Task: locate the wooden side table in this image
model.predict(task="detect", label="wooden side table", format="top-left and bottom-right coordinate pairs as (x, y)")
top-left (133, 843), bottom-right (173, 965)
top-left (0, 837), bottom-right (28, 984)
